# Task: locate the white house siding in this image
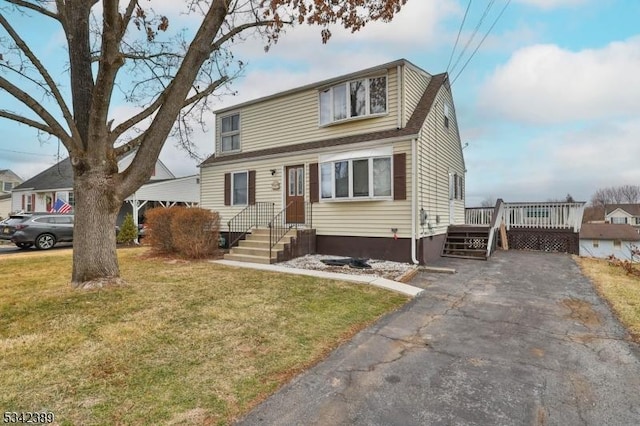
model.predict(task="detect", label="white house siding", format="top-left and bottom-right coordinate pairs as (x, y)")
top-left (201, 140), bottom-right (414, 239)
top-left (580, 239), bottom-right (639, 261)
top-left (416, 84), bottom-right (465, 237)
top-left (117, 152), bottom-right (175, 180)
top-left (402, 65), bottom-right (431, 128)
top-left (11, 190), bottom-right (73, 213)
top-left (216, 67), bottom-right (400, 155)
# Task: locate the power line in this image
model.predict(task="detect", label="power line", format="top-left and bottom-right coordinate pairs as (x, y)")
top-left (446, 0), bottom-right (473, 74)
top-left (451, 0), bottom-right (512, 86)
top-left (0, 148), bottom-right (58, 158)
top-left (449, 0), bottom-right (496, 77)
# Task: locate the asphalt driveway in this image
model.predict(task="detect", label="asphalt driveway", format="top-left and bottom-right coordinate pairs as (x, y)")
top-left (236, 251), bottom-right (640, 425)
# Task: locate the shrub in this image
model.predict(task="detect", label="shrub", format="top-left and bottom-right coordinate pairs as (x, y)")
top-left (170, 208), bottom-right (220, 259)
top-left (145, 206), bottom-right (179, 254)
top-left (117, 213), bottom-right (138, 245)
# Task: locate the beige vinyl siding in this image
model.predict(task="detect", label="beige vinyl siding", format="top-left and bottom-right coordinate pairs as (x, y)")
top-left (201, 140), bottom-right (414, 238)
top-left (402, 65), bottom-right (431, 128)
top-left (215, 68), bottom-right (400, 155)
top-left (416, 85), bottom-right (465, 237)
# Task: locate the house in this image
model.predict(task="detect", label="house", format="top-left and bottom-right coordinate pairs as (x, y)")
top-left (200, 59), bottom-right (466, 263)
top-left (11, 151), bottom-right (199, 228)
top-left (0, 169), bottom-right (23, 219)
top-left (579, 223), bottom-right (640, 261)
top-left (605, 204), bottom-right (640, 228)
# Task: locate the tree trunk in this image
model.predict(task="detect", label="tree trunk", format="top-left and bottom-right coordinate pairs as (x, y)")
top-left (71, 164), bottom-right (123, 289)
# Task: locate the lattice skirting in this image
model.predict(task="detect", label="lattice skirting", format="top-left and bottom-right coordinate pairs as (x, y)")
top-left (507, 229), bottom-right (579, 254)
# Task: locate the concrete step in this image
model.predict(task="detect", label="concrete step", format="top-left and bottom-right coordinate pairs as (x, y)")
top-left (249, 228), bottom-right (297, 237)
top-left (238, 239), bottom-right (289, 250)
top-left (224, 253), bottom-right (275, 264)
top-left (230, 246), bottom-right (281, 258)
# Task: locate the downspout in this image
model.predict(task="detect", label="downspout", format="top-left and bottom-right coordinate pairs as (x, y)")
top-left (411, 137), bottom-right (419, 265)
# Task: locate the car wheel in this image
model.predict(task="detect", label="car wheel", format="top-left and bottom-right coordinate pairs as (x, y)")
top-left (15, 242), bottom-right (33, 249)
top-left (35, 234), bottom-right (56, 250)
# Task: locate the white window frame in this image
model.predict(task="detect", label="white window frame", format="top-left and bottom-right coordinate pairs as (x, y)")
top-left (3, 181), bottom-right (13, 192)
top-left (319, 156), bottom-right (393, 202)
top-left (318, 74), bottom-right (388, 126)
top-left (231, 171), bottom-right (248, 206)
top-left (220, 113), bottom-right (241, 153)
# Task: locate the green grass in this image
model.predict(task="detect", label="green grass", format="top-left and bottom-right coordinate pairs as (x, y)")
top-left (576, 256), bottom-right (640, 341)
top-left (0, 248), bottom-right (408, 425)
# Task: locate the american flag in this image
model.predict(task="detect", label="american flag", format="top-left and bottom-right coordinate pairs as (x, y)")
top-left (51, 198), bottom-right (73, 213)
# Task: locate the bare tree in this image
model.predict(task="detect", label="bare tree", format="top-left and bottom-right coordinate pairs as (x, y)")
top-left (480, 197), bottom-right (496, 208)
top-left (0, 0), bottom-right (407, 288)
top-left (591, 185), bottom-right (640, 206)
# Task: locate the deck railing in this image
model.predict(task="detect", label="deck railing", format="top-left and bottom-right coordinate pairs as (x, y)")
top-left (466, 202), bottom-right (585, 232)
top-left (486, 199), bottom-right (505, 257)
top-left (465, 207), bottom-right (494, 225)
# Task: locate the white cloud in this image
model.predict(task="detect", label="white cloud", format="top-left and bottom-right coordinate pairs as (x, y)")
top-left (477, 36), bottom-right (640, 124)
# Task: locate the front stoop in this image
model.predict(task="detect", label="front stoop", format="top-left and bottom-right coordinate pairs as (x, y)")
top-left (224, 228), bottom-right (297, 264)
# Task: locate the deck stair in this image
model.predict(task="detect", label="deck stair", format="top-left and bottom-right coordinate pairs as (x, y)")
top-left (441, 225), bottom-right (490, 260)
top-left (224, 228), bottom-right (296, 264)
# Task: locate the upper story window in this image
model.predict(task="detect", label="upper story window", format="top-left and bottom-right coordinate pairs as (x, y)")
top-left (319, 75), bottom-right (387, 126)
top-left (444, 103), bottom-right (450, 129)
top-left (2, 181), bottom-right (13, 192)
top-left (611, 217), bottom-right (627, 224)
top-left (221, 113), bottom-right (240, 153)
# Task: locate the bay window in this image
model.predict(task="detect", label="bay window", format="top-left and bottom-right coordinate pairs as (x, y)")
top-left (319, 75), bottom-right (387, 125)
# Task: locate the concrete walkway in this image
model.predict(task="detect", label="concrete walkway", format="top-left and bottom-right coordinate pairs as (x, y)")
top-left (235, 251), bottom-right (640, 425)
top-left (212, 259), bottom-right (424, 297)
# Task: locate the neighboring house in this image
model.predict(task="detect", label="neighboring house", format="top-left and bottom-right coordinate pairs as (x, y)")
top-left (0, 169), bottom-right (23, 219)
top-left (605, 204), bottom-right (640, 228)
top-left (579, 223), bottom-right (640, 261)
top-left (11, 151), bottom-right (199, 227)
top-left (200, 59), bottom-right (466, 263)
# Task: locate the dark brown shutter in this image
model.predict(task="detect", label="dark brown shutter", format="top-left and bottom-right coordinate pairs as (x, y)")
top-left (393, 153), bottom-right (406, 201)
top-left (248, 170), bottom-right (256, 205)
top-left (309, 163), bottom-right (319, 203)
top-left (21, 194), bottom-right (25, 210)
top-left (224, 173), bottom-right (231, 206)
top-left (31, 194), bottom-right (35, 211)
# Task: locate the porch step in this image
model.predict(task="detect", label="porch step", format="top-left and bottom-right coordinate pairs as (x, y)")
top-left (441, 225), bottom-right (490, 260)
top-left (224, 228), bottom-right (296, 264)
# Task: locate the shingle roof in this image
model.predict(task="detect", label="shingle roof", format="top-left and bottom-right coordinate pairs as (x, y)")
top-left (13, 158), bottom-right (73, 191)
top-left (605, 204), bottom-right (640, 216)
top-left (200, 72), bottom-right (448, 166)
top-left (580, 223), bottom-right (640, 241)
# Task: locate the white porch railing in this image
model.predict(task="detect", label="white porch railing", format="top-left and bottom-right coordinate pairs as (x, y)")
top-left (465, 207), bottom-right (493, 225)
top-left (466, 202), bottom-right (585, 232)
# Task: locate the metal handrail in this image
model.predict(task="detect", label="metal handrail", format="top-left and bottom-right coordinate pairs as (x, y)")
top-left (268, 201), bottom-right (313, 260)
top-left (227, 202), bottom-right (274, 248)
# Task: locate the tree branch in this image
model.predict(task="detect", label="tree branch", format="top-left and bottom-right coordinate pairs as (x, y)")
top-left (0, 109), bottom-right (54, 135)
top-left (0, 76), bottom-right (73, 148)
top-left (109, 92), bottom-right (165, 142)
top-left (210, 19), bottom-right (278, 52)
top-left (113, 133), bottom-right (144, 158)
top-left (182, 76), bottom-right (228, 108)
top-left (0, 12), bottom-right (80, 143)
top-left (4, 0), bottom-right (59, 20)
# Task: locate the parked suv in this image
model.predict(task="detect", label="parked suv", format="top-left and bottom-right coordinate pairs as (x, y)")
top-left (10, 213), bottom-right (74, 250)
top-left (1, 214), bottom-right (33, 246)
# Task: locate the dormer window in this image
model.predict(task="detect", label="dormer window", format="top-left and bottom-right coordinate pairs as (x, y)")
top-left (319, 75), bottom-right (387, 125)
top-left (221, 113), bottom-right (240, 152)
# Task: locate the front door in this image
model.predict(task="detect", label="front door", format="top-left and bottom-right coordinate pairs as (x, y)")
top-left (285, 165), bottom-right (305, 224)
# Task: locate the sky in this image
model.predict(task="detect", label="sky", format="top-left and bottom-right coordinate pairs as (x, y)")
top-left (0, 0), bottom-right (638, 207)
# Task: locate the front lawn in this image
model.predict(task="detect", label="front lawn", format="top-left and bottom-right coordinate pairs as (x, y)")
top-left (0, 248), bottom-right (408, 425)
top-left (576, 257), bottom-right (640, 341)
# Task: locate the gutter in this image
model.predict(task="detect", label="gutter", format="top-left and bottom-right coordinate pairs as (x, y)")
top-left (411, 137), bottom-right (419, 265)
